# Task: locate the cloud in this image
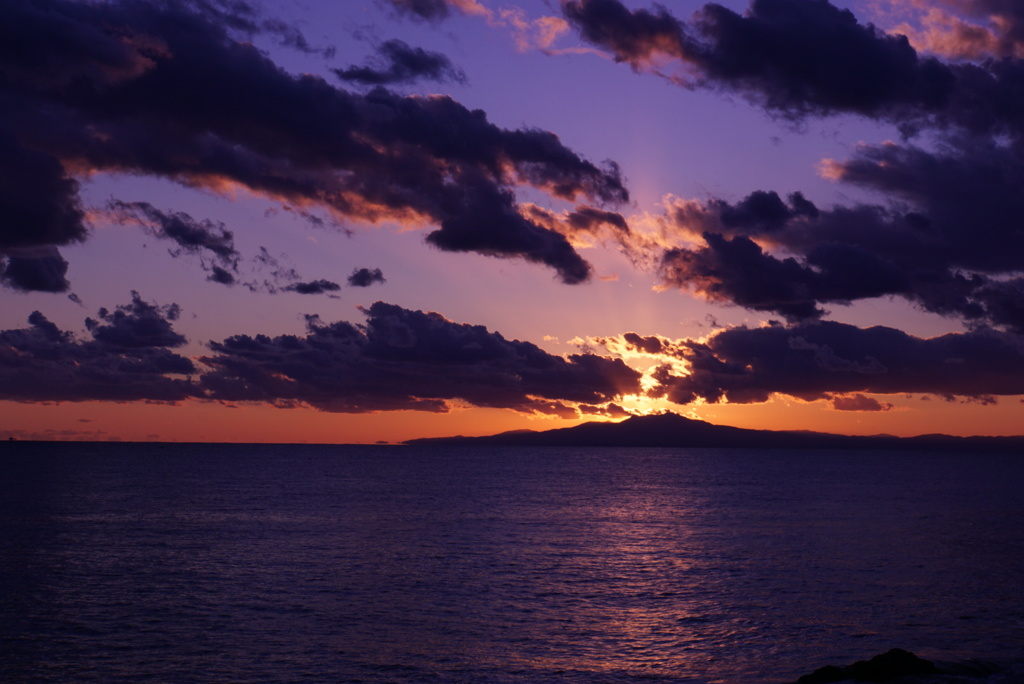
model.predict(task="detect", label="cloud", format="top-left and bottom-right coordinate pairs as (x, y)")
top-left (682, 0), bottom-right (954, 118)
top-left (657, 226), bottom-right (913, 322)
top-left (89, 205), bottom-right (346, 293)
top-left (1, 0), bottom-right (627, 287)
top-left (334, 39), bottom-right (465, 85)
top-left (208, 265), bottom-right (236, 285)
top-left (382, 0), bottom-right (455, 22)
top-left (175, 0), bottom-right (330, 56)
top-left (0, 132), bottom-right (82, 292)
top-left (555, 1), bottom-right (1024, 331)
top-left (950, 0), bottom-right (1024, 57)
top-left (822, 138), bottom-right (1024, 274)
top-left (382, 0), bottom-right (571, 54)
top-left (200, 301), bottom-right (642, 413)
top-left (813, 138), bottom-right (1024, 331)
top-left (660, 233), bottom-right (826, 321)
top-left (382, 0), bottom-right (489, 22)
top-left (0, 426), bottom-right (114, 441)
top-left (831, 394), bottom-right (894, 411)
top-left (84, 291), bottom-right (187, 349)
top-left (711, 190), bottom-right (819, 234)
top-left (650, 132), bottom-right (1024, 330)
top-left (561, 0), bottom-right (688, 70)
top-left (107, 201), bottom-right (239, 263)
top-left (226, 247), bottom-right (342, 296)
top-left (0, 246), bottom-right (71, 293)
top-left (524, 203), bottom-right (632, 244)
top-left (347, 267), bottom-right (386, 287)
top-left (0, 293), bottom-right (197, 402)
top-left (496, 8), bottom-right (573, 53)
top-left (106, 201), bottom-right (243, 284)
top-left (880, 0), bottom-right (1024, 61)
top-left (0, 132), bottom-right (86, 251)
top-left (562, 0), bottom-right (954, 119)
top-left (424, 177), bottom-right (595, 283)
top-left (661, 190), bottom-right (816, 241)
top-left (560, 0), bottom-right (1024, 143)
top-left (631, 320), bottom-right (1024, 405)
top-left (578, 402), bottom-right (634, 418)
top-left (284, 279), bottom-right (342, 295)
top-left (0, 295), bottom-right (642, 412)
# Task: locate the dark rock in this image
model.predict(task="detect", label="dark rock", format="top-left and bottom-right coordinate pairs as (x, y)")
top-left (796, 649), bottom-right (938, 683)
top-left (799, 664), bottom-right (848, 683)
top-left (932, 659), bottom-right (1003, 677)
top-left (849, 649), bottom-right (938, 680)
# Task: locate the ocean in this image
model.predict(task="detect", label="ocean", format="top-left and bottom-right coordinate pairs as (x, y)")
top-left (1, 442), bottom-right (1022, 683)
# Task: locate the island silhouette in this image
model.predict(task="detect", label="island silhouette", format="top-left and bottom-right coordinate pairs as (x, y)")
top-left (406, 412), bottom-right (1024, 452)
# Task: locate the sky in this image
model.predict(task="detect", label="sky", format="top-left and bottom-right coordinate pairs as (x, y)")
top-left (3, 0), bottom-right (1024, 443)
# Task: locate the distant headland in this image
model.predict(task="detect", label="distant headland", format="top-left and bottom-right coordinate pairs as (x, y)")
top-left (406, 412), bottom-right (1024, 452)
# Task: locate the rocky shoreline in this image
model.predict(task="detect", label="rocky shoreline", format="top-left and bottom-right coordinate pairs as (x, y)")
top-left (792, 649), bottom-right (1024, 683)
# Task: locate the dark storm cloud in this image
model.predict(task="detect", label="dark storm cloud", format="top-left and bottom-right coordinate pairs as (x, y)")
top-left (807, 138), bottom-right (1024, 331)
top-left (971, 278), bottom-right (1024, 333)
top-left (637, 320), bottom-right (1024, 405)
top-left (824, 138), bottom-right (1024, 274)
top-left (562, 0), bottom-right (955, 119)
top-left (660, 233), bottom-right (825, 321)
top-left (0, 246), bottom-right (71, 293)
top-left (657, 141), bottom-right (1024, 330)
top-left (0, 294), bottom-right (197, 402)
top-left (712, 190), bottom-right (818, 234)
top-left (658, 231), bottom-right (911, 322)
top-left (424, 177), bottom-right (594, 283)
top-left (347, 267), bottom-right (386, 287)
top-left (161, 0), bottom-right (334, 57)
top-left (936, 58), bottom-right (1024, 141)
top-left (680, 0), bottom-right (955, 119)
top-left (0, 134), bottom-right (84, 293)
top-left (665, 190), bottom-right (818, 239)
top-left (0, 0), bottom-right (626, 286)
top-left (284, 279), bottom-right (342, 295)
top-left (334, 39), bottom-right (465, 86)
top-left (561, 0), bottom-right (688, 70)
top-left (561, 0), bottom-right (1024, 142)
top-left (200, 301), bottom-right (642, 413)
top-left (0, 133), bottom-right (85, 251)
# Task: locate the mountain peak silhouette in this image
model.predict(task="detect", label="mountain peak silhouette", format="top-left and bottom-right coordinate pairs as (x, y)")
top-left (406, 412), bottom-right (1024, 452)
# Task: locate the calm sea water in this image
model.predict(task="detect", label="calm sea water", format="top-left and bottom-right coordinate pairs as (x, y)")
top-left (1, 442), bottom-right (1022, 683)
